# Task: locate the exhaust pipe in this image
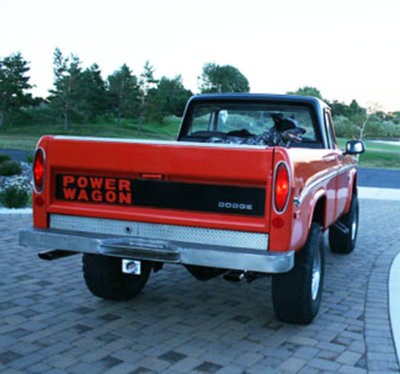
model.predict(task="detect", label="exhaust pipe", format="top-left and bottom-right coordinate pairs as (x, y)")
top-left (223, 270), bottom-right (268, 283)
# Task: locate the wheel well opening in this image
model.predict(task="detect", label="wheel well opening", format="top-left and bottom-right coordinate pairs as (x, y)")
top-left (312, 197), bottom-right (326, 227)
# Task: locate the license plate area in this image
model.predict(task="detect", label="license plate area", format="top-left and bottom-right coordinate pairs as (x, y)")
top-left (122, 259), bottom-right (141, 275)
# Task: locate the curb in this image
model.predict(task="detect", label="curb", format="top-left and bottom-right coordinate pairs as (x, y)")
top-left (358, 187), bottom-right (400, 201)
top-left (390, 252), bottom-right (400, 367)
top-left (0, 208), bottom-right (32, 215)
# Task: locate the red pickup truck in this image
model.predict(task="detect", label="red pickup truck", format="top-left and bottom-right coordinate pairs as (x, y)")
top-left (20, 94), bottom-right (365, 324)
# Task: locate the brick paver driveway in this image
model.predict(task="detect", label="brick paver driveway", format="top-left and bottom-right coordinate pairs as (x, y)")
top-left (1, 199), bottom-right (399, 373)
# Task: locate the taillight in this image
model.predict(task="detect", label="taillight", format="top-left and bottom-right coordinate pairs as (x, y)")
top-left (273, 162), bottom-right (291, 213)
top-left (33, 148), bottom-right (45, 193)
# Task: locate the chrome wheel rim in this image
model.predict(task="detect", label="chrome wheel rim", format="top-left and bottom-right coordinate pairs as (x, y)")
top-left (311, 248), bottom-right (321, 301)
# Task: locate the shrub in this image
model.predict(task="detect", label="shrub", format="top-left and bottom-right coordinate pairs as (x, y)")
top-left (0, 154), bottom-right (11, 163)
top-left (25, 152), bottom-right (34, 164)
top-left (333, 115), bottom-right (360, 138)
top-left (364, 121), bottom-right (391, 138)
top-left (0, 175), bottom-right (31, 208)
top-left (0, 185), bottom-right (29, 208)
top-left (0, 160), bottom-right (22, 176)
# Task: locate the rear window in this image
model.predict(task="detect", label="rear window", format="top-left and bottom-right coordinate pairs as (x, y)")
top-left (181, 102), bottom-right (322, 147)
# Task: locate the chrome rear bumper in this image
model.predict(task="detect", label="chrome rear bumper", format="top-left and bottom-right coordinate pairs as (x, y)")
top-left (19, 227), bottom-right (294, 274)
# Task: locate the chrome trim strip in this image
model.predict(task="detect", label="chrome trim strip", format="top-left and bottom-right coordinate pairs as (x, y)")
top-left (49, 214), bottom-right (269, 251)
top-left (294, 163), bottom-right (356, 206)
top-left (53, 136), bottom-right (268, 150)
top-left (19, 227), bottom-right (293, 273)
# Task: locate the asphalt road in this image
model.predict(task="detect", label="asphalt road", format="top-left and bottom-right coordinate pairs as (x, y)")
top-left (1, 148), bottom-right (398, 189)
top-left (358, 167), bottom-right (399, 189)
top-left (0, 149), bottom-right (33, 162)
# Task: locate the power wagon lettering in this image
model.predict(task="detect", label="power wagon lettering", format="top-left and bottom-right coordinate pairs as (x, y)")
top-left (57, 175), bottom-right (132, 205)
top-left (55, 174), bottom-right (265, 214)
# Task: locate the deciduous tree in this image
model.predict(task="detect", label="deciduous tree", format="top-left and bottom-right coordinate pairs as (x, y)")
top-left (351, 102), bottom-right (380, 140)
top-left (287, 86), bottom-right (323, 99)
top-left (154, 75), bottom-right (192, 117)
top-left (198, 63), bottom-right (250, 93)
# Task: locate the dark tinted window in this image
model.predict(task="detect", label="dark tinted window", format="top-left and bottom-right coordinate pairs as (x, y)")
top-left (185, 102), bottom-right (320, 145)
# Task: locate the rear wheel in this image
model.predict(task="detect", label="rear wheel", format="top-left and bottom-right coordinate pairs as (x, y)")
top-left (329, 194), bottom-right (359, 254)
top-left (272, 223), bottom-right (324, 325)
top-left (82, 254), bottom-right (151, 301)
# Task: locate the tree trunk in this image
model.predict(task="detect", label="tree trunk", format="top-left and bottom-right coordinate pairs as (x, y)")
top-left (137, 113), bottom-right (144, 136)
top-left (117, 112), bottom-right (121, 129)
top-left (0, 112), bottom-right (4, 127)
top-left (359, 114), bottom-right (370, 140)
top-left (64, 111), bottom-right (70, 132)
top-left (137, 95), bottom-right (145, 136)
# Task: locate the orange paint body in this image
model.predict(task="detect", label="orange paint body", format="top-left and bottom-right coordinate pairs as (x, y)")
top-left (32, 135), bottom-right (357, 253)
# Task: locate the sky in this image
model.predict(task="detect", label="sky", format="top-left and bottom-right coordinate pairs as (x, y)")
top-left (1, 0), bottom-right (400, 111)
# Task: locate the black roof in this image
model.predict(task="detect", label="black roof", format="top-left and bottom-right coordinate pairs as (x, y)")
top-left (188, 93), bottom-right (328, 109)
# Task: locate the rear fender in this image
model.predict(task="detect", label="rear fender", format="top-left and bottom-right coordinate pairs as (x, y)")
top-left (291, 189), bottom-right (326, 252)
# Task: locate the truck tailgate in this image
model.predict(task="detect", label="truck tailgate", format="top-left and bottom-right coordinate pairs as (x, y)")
top-left (42, 137), bottom-right (273, 233)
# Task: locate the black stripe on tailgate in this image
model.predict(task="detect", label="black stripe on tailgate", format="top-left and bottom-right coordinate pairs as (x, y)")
top-left (56, 174), bottom-right (265, 216)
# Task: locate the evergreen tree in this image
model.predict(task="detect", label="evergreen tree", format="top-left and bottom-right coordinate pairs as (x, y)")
top-left (198, 63), bottom-right (249, 93)
top-left (0, 52), bottom-right (33, 126)
top-left (80, 63), bottom-right (108, 122)
top-left (138, 61), bottom-right (158, 134)
top-left (49, 48), bottom-right (84, 131)
top-left (107, 64), bottom-right (140, 128)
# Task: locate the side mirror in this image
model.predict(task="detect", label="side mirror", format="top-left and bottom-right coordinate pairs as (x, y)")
top-left (344, 140), bottom-right (365, 155)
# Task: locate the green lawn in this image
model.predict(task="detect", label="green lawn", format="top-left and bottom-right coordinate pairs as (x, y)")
top-left (0, 117), bottom-right (181, 151)
top-left (337, 138), bottom-right (400, 169)
top-left (0, 122), bottom-right (399, 169)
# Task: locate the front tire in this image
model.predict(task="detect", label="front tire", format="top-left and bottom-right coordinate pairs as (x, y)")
top-left (329, 194), bottom-right (359, 254)
top-left (82, 254), bottom-right (151, 301)
top-left (272, 223), bottom-right (324, 325)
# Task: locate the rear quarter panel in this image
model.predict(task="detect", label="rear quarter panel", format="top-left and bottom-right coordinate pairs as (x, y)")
top-left (286, 147), bottom-right (347, 251)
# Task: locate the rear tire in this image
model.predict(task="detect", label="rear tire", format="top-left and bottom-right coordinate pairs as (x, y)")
top-left (272, 223), bottom-right (324, 325)
top-left (82, 254), bottom-right (151, 301)
top-left (329, 194), bottom-right (359, 254)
